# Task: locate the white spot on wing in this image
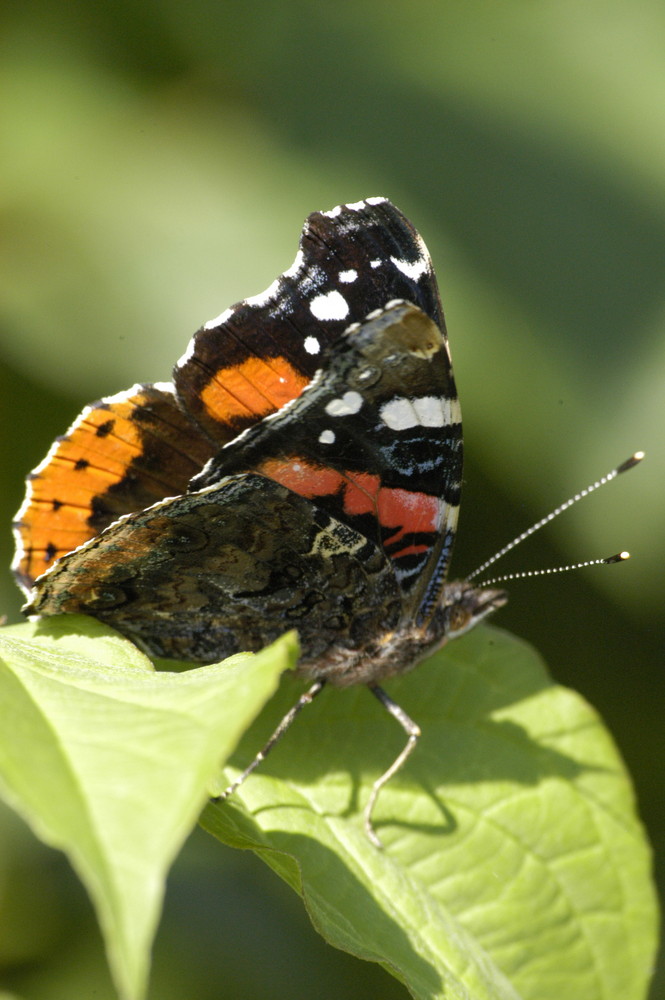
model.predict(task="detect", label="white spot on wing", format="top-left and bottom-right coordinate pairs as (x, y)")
top-left (325, 391), bottom-right (363, 417)
top-left (318, 429), bottom-right (335, 444)
top-left (338, 269), bottom-right (357, 283)
top-left (390, 255), bottom-right (428, 281)
top-left (203, 307), bottom-right (234, 331)
top-left (310, 289), bottom-right (349, 321)
top-left (366, 195), bottom-right (387, 206)
top-left (380, 398), bottom-right (414, 431)
top-left (304, 335), bottom-right (320, 355)
top-left (346, 200), bottom-right (367, 211)
top-left (370, 259), bottom-right (382, 269)
top-left (380, 395), bottom-right (461, 430)
top-left (413, 396), bottom-right (445, 426)
top-left (323, 204), bottom-right (342, 218)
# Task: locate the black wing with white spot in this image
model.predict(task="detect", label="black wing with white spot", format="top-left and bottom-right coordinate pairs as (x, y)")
top-left (173, 197), bottom-right (446, 445)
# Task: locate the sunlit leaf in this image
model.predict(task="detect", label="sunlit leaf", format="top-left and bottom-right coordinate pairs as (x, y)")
top-left (202, 626), bottom-right (657, 1000)
top-left (0, 617), bottom-right (294, 1000)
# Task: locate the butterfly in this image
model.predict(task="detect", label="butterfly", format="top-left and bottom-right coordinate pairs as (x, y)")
top-left (17, 197), bottom-right (636, 845)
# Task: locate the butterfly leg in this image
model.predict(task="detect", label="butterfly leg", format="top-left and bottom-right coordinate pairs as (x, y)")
top-left (213, 679), bottom-right (326, 804)
top-left (365, 685), bottom-right (421, 849)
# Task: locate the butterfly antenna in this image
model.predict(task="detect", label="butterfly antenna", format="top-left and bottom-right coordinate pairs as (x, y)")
top-left (478, 551), bottom-right (630, 587)
top-left (467, 451), bottom-right (644, 584)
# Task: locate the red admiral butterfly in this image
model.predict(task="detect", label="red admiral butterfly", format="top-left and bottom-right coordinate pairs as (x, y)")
top-left (13, 197), bottom-right (640, 846)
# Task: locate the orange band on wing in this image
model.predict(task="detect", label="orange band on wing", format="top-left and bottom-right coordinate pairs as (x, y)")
top-left (200, 356), bottom-right (309, 427)
top-left (14, 387), bottom-right (213, 589)
top-left (256, 458), bottom-right (345, 496)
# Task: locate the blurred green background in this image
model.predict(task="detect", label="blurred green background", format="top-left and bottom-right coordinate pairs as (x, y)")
top-left (1, 1), bottom-right (662, 997)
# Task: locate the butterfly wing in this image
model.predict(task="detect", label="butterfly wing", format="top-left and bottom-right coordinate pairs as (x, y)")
top-left (14, 198), bottom-right (444, 594)
top-left (13, 383), bottom-right (214, 590)
top-left (192, 301), bottom-right (463, 623)
top-left (26, 473), bottom-right (401, 671)
top-left (174, 197), bottom-right (445, 445)
top-left (18, 199), bottom-right (458, 668)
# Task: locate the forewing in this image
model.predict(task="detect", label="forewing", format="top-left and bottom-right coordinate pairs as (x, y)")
top-left (173, 197), bottom-right (445, 445)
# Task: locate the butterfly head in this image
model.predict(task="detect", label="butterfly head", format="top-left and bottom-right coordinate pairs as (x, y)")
top-left (439, 581), bottom-right (508, 640)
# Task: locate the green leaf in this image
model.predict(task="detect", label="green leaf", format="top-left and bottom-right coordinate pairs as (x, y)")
top-left (201, 625), bottom-right (657, 1000)
top-left (0, 616), bottom-right (294, 1000)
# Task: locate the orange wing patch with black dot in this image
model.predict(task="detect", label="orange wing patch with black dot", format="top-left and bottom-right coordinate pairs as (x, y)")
top-left (12, 383), bottom-right (215, 591)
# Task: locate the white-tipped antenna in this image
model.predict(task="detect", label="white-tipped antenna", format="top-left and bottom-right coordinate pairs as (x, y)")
top-left (468, 452), bottom-right (644, 585)
top-left (479, 551), bottom-right (630, 587)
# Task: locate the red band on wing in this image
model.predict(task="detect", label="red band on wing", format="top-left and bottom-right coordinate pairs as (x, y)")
top-left (255, 458), bottom-right (441, 563)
